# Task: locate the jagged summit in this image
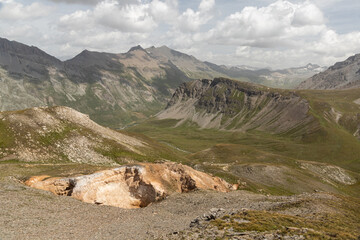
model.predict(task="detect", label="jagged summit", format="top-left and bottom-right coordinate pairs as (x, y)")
top-left (304, 63), bottom-right (320, 69)
top-left (127, 45), bottom-right (146, 52)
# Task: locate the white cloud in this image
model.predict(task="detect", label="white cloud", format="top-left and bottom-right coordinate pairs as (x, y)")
top-left (95, 1), bottom-right (156, 32)
top-left (0, 0), bottom-right (52, 20)
top-left (59, 0), bottom-right (157, 33)
top-left (196, 0), bottom-right (327, 47)
top-left (177, 0), bottom-right (215, 32)
top-left (150, 0), bottom-right (178, 23)
top-left (292, 2), bottom-right (325, 26)
top-left (1, 24), bottom-right (41, 39)
top-left (311, 30), bottom-right (360, 58)
top-left (199, 0), bottom-right (215, 12)
top-left (47, 0), bottom-right (103, 5)
top-left (232, 29), bottom-right (360, 69)
top-left (58, 10), bottom-right (94, 31)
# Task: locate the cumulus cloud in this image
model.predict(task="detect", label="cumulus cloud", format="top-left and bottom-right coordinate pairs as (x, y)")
top-left (177, 0), bottom-right (215, 32)
top-left (94, 1), bottom-right (156, 32)
top-left (0, 0), bottom-right (52, 20)
top-left (59, 0), bottom-right (157, 33)
top-left (232, 29), bottom-right (360, 69)
top-left (47, 0), bottom-right (103, 5)
top-left (150, 0), bottom-right (178, 23)
top-left (292, 2), bottom-right (325, 26)
top-left (195, 0), bottom-right (327, 47)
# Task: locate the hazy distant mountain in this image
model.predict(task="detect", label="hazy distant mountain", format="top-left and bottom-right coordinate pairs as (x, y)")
top-left (202, 62), bottom-right (326, 89)
top-left (298, 54), bottom-right (360, 89)
top-left (259, 63), bottom-right (327, 89)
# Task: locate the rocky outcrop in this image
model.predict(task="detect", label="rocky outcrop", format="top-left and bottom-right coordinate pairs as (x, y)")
top-left (25, 163), bottom-right (232, 209)
top-left (298, 54), bottom-right (360, 89)
top-left (158, 78), bottom-right (316, 135)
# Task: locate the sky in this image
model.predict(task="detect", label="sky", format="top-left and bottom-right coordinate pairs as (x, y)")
top-left (0, 0), bottom-right (360, 69)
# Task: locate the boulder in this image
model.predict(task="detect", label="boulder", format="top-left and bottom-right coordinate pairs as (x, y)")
top-left (25, 162), bottom-right (232, 209)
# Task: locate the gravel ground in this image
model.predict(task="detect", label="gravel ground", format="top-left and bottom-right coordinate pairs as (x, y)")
top-left (0, 177), bottom-right (344, 240)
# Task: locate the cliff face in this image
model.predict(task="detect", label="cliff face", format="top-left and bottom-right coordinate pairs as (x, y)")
top-left (158, 78), bottom-right (316, 135)
top-left (298, 54), bottom-right (360, 90)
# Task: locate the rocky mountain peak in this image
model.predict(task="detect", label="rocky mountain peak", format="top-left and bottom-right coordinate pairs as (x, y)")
top-left (128, 45), bottom-right (145, 53)
top-left (0, 37), bottom-right (62, 79)
top-left (298, 53), bottom-right (360, 89)
top-left (305, 63), bottom-right (320, 69)
top-left (329, 54), bottom-right (360, 71)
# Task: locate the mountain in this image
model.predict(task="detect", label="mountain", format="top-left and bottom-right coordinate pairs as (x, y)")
top-left (298, 54), bottom-right (360, 89)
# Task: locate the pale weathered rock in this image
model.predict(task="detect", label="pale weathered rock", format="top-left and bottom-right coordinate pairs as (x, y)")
top-left (25, 162), bottom-right (232, 209)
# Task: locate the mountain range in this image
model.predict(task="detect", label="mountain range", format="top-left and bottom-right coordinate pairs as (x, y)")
top-left (0, 37), bottom-right (330, 128)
